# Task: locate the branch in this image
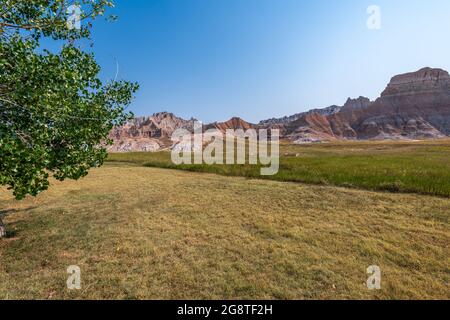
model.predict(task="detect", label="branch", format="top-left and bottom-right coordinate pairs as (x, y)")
top-left (0, 7), bottom-right (102, 34)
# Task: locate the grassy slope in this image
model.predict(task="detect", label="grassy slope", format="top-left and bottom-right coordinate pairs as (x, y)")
top-left (107, 140), bottom-right (450, 197)
top-left (1, 164), bottom-right (448, 299)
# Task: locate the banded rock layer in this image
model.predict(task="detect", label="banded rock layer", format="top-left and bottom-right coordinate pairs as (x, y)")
top-left (109, 67), bottom-right (450, 151)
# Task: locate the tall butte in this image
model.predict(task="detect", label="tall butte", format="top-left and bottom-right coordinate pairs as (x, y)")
top-left (109, 67), bottom-right (450, 151)
top-left (354, 67), bottom-right (450, 139)
top-left (278, 67), bottom-right (450, 142)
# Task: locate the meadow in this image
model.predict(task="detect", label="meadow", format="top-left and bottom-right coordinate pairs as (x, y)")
top-left (0, 140), bottom-right (449, 299)
top-left (108, 139), bottom-right (450, 197)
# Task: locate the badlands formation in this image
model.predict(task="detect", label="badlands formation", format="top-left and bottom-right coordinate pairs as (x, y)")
top-left (109, 67), bottom-right (450, 151)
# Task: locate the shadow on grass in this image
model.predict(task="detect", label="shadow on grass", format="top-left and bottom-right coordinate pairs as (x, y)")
top-left (1, 207), bottom-right (37, 239)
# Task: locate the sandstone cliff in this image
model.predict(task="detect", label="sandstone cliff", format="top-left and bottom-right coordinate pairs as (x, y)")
top-left (268, 67), bottom-right (450, 142)
top-left (109, 67), bottom-right (450, 151)
top-left (108, 112), bottom-right (196, 152)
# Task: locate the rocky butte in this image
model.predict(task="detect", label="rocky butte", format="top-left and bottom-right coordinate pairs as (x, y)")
top-left (109, 67), bottom-right (450, 151)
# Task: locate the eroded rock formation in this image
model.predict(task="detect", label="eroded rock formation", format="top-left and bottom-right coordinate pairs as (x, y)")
top-left (109, 67), bottom-right (450, 151)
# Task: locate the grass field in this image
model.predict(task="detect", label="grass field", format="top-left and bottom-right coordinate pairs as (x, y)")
top-left (107, 139), bottom-right (450, 197)
top-left (0, 160), bottom-right (449, 299)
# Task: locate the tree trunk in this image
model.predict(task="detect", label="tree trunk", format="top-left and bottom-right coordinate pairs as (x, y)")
top-left (0, 217), bottom-right (5, 239)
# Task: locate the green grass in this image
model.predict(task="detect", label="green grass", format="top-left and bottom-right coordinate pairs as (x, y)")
top-left (107, 140), bottom-right (450, 197)
top-left (1, 165), bottom-right (449, 299)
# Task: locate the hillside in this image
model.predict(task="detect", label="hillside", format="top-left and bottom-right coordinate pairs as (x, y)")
top-left (109, 68), bottom-right (450, 151)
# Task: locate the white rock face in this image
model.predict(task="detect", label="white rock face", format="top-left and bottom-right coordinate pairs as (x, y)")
top-left (109, 112), bottom-right (197, 152)
top-left (108, 139), bottom-right (161, 152)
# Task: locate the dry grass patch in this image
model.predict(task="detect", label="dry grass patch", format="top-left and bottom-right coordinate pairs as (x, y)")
top-left (0, 164), bottom-right (449, 299)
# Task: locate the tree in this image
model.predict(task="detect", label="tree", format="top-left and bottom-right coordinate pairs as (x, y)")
top-left (0, 1), bottom-right (138, 237)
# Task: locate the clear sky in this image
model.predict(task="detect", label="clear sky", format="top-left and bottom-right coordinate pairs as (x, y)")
top-left (84, 0), bottom-right (450, 123)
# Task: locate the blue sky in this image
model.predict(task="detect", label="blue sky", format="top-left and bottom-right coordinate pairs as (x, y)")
top-left (83, 0), bottom-right (450, 123)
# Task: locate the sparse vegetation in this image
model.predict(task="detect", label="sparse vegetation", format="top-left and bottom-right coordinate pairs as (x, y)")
top-left (1, 140), bottom-right (449, 299)
top-left (0, 161), bottom-right (449, 299)
top-left (107, 139), bottom-right (450, 197)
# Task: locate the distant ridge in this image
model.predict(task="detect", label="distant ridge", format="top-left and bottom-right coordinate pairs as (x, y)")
top-left (205, 117), bottom-right (255, 132)
top-left (109, 67), bottom-right (450, 151)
